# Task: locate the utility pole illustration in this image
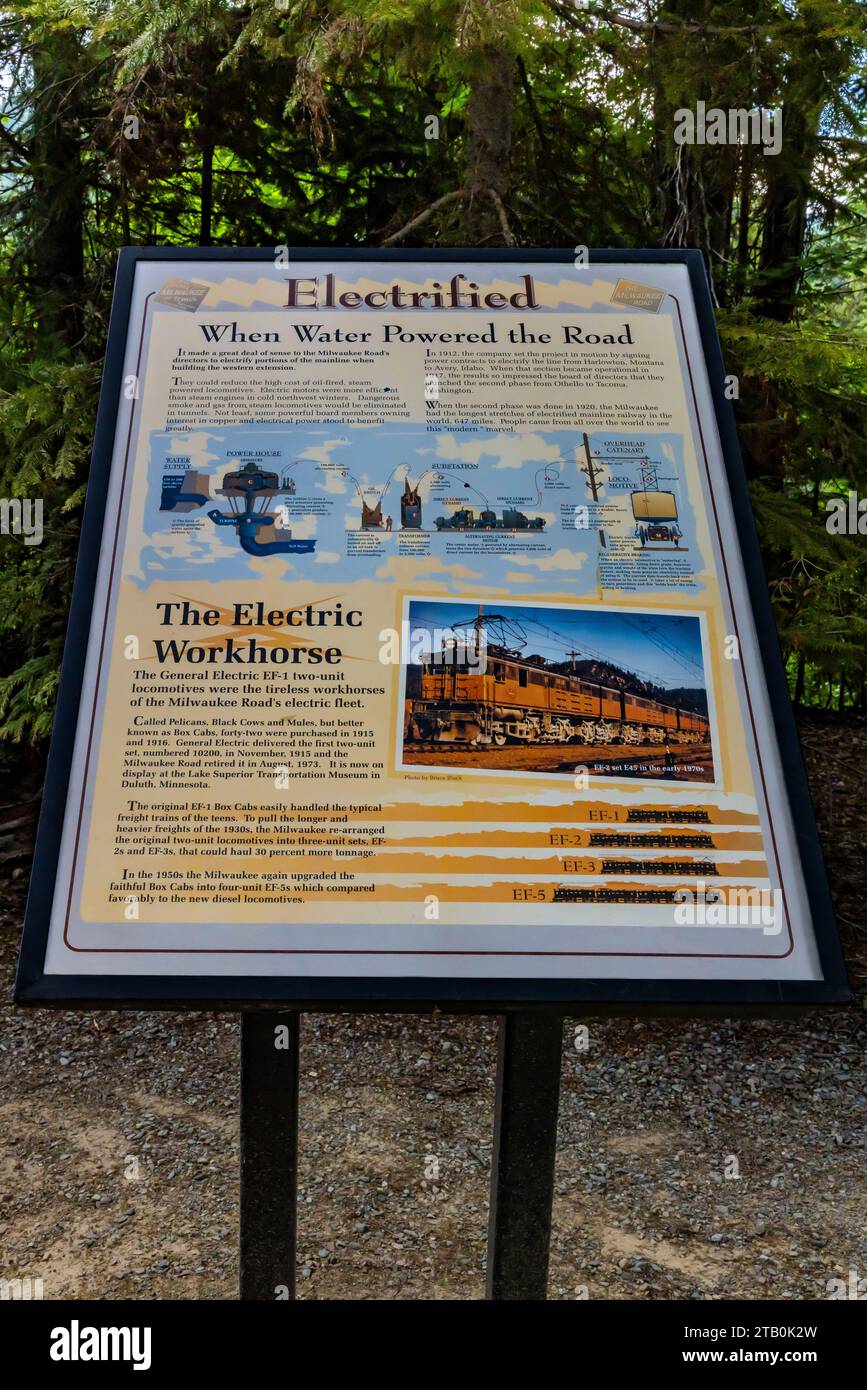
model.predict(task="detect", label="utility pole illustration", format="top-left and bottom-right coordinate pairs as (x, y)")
top-left (580, 432), bottom-right (607, 548)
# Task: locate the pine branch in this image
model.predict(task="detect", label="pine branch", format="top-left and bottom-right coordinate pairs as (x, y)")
top-left (380, 189), bottom-right (466, 246)
top-left (0, 120), bottom-right (29, 164)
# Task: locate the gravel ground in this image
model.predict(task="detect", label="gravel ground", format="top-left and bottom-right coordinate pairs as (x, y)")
top-left (1, 710), bottom-right (865, 1300)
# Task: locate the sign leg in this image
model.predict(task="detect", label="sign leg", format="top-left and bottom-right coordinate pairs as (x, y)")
top-left (240, 1010), bottom-right (300, 1300)
top-left (486, 1012), bottom-right (563, 1300)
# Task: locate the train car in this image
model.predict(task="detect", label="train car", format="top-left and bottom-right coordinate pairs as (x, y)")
top-left (408, 645), bottom-right (710, 747)
top-left (677, 707), bottom-right (707, 738)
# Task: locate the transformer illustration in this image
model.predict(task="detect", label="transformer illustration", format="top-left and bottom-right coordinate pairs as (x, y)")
top-left (207, 462), bottom-right (315, 555)
top-left (400, 476), bottom-right (422, 529)
top-left (433, 507), bottom-right (545, 532)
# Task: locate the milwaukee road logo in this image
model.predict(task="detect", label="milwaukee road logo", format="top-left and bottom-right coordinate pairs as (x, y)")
top-left (155, 277), bottom-right (210, 311)
top-left (610, 278), bottom-right (665, 313)
top-left (50, 1320), bottom-right (152, 1371)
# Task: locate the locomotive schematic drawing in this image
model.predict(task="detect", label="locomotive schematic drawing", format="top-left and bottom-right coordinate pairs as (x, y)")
top-left (632, 490), bottom-right (682, 547)
top-left (631, 460), bottom-right (682, 546)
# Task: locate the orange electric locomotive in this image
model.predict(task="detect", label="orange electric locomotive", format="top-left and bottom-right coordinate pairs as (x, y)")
top-left (407, 645), bottom-right (710, 748)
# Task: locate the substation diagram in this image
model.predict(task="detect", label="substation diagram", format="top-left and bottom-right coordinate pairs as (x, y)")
top-left (157, 431), bottom-right (690, 573)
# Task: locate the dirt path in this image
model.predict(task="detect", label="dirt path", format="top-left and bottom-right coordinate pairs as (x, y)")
top-left (1, 711), bottom-right (865, 1300)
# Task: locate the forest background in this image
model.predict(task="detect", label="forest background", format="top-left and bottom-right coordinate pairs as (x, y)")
top-left (2, 5), bottom-right (866, 1305)
top-left (0, 0), bottom-right (865, 790)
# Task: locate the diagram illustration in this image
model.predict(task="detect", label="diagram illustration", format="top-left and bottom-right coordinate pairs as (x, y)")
top-left (575, 435), bottom-right (685, 552)
top-left (433, 507), bottom-right (545, 531)
top-left (349, 460), bottom-right (551, 535)
top-left (207, 461), bottom-right (316, 556)
top-left (142, 424), bottom-right (696, 590)
top-left (355, 465), bottom-right (429, 532)
top-left (400, 476), bottom-right (422, 529)
top-left (160, 468), bottom-right (211, 512)
top-left (631, 458), bottom-right (682, 548)
top-left (360, 498), bottom-right (386, 531)
top-left (431, 475), bottom-right (546, 533)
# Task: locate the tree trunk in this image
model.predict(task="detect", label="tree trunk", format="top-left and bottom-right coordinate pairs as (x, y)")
top-left (462, 47), bottom-right (514, 245)
top-left (756, 101), bottom-right (814, 321)
top-left (29, 30), bottom-right (85, 346)
top-left (200, 140), bottom-right (214, 246)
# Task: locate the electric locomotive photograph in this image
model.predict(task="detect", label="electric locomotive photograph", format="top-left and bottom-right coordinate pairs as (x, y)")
top-left (402, 600), bottom-right (714, 783)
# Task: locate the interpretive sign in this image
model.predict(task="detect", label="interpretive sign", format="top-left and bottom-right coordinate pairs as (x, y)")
top-left (16, 248), bottom-right (847, 1007)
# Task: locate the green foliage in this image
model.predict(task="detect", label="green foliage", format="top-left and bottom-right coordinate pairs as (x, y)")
top-left (0, 0), bottom-right (865, 748)
top-left (716, 305), bottom-right (867, 706)
top-left (0, 354), bottom-right (100, 740)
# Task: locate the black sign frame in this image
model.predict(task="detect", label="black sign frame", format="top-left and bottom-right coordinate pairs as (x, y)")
top-left (15, 246), bottom-right (850, 1012)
